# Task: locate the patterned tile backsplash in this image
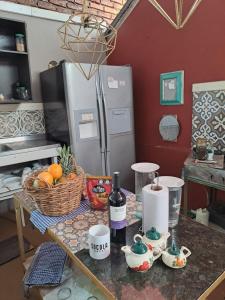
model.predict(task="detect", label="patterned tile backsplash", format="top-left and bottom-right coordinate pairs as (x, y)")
top-left (0, 109), bottom-right (45, 138)
top-left (192, 82), bottom-right (225, 153)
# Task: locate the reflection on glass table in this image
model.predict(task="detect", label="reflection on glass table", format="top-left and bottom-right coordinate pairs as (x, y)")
top-left (42, 260), bottom-right (106, 300)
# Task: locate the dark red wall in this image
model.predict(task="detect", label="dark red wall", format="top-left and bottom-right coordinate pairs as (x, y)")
top-left (108, 0), bottom-right (225, 209)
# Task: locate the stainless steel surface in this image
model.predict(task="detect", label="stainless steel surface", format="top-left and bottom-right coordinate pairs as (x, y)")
top-left (99, 65), bottom-right (135, 191)
top-left (0, 134), bottom-right (46, 145)
top-left (42, 62), bottom-right (135, 189)
top-left (100, 84), bottom-right (110, 176)
top-left (0, 139), bottom-right (60, 157)
top-left (0, 144), bottom-right (12, 152)
top-left (95, 72), bottom-right (105, 153)
top-left (96, 71), bottom-right (107, 175)
top-left (100, 65), bottom-right (133, 109)
top-left (0, 100), bottom-right (41, 104)
top-left (63, 63), bottom-right (103, 176)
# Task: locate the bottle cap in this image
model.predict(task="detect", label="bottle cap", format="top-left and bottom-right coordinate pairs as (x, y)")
top-left (113, 172), bottom-right (120, 190)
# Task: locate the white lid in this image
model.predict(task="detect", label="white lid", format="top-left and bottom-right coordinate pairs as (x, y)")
top-left (153, 176), bottom-right (184, 188)
top-left (131, 162), bottom-right (160, 173)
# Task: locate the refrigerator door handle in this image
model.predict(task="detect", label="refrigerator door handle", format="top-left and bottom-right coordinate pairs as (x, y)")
top-left (105, 149), bottom-right (111, 176)
top-left (96, 75), bottom-right (106, 176)
top-left (95, 77), bottom-right (104, 153)
top-left (101, 93), bottom-right (108, 151)
top-left (101, 92), bottom-right (111, 176)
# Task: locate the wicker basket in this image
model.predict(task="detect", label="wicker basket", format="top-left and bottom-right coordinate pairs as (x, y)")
top-left (23, 166), bottom-right (85, 216)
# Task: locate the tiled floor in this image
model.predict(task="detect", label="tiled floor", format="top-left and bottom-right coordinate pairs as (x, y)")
top-left (0, 211), bottom-right (49, 300)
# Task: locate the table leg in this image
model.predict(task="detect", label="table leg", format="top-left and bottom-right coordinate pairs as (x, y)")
top-left (21, 207), bottom-right (26, 227)
top-left (183, 180), bottom-right (188, 216)
top-left (14, 197), bottom-right (25, 262)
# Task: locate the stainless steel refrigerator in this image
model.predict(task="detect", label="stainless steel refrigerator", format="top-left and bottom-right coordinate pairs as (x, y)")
top-left (40, 62), bottom-right (135, 190)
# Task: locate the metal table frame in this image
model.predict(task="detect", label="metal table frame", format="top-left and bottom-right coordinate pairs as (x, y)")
top-left (183, 156), bottom-right (225, 215)
top-left (13, 194), bottom-right (116, 300)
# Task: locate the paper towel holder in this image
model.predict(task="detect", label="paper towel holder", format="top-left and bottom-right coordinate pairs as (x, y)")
top-left (151, 172), bottom-right (163, 191)
top-left (151, 185), bottom-right (163, 191)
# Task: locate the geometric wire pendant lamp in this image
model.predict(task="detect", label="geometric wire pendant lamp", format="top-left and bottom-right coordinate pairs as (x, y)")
top-left (148, 0), bottom-right (204, 29)
top-left (58, 0), bottom-right (117, 80)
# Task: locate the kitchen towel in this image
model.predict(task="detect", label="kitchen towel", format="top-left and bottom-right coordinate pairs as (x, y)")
top-left (142, 184), bottom-right (169, 234)
top-left (30, 199), bottom-right (90, 234)
top-left (23, 242), bottom-right (67, 287)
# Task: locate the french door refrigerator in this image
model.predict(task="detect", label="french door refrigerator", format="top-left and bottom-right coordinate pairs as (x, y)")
top-left (40, 62), bottom-right (135, 191)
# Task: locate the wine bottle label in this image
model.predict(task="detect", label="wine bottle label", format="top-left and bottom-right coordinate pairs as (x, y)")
top-left (110, 205), bottom-right (127, 229)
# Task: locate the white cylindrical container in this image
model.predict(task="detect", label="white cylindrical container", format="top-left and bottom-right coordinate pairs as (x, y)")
top-left (153, 176), bottom-right (184, 228)
top-left (142, 184), bottom-right (169, 234)
top-left (88, 224), bottom-right (110, 260)
top-left (196, 208), bottom-right (209, 226)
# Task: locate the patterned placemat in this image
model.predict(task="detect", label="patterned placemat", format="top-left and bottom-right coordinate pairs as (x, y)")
top-left (30, 189), bottom-right (133, 234)
top-left (30, 199), bottom-right (90, 234)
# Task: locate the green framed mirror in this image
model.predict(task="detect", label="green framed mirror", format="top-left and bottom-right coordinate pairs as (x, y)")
top-left (160, 71), bottom-right (184, 105)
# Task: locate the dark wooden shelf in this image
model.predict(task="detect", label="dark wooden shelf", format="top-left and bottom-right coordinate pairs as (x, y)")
top-left (0, 17), bottom-right (32, 100)
top-left (0, 49), bottom-right (28, 55)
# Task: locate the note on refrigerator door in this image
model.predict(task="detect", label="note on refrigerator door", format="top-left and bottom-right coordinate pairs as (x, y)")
top-left (108, 77), bottom-right (118, 89)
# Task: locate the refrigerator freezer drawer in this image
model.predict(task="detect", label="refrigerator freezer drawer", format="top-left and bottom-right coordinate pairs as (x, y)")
top-left (108, 108), bottom-right (132, 134)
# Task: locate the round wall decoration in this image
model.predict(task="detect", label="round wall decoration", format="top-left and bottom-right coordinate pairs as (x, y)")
top-left (159, 115), bottom-right (180, 142)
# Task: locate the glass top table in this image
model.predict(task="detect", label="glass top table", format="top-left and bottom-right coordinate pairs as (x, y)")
top-left (76, 216), bottom-right (225, 300)
top-left (14, 191), bottom-right (225, 300)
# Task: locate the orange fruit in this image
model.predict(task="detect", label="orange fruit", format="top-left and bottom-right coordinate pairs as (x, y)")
top-left (67, 173), bottom-right (77, 180)
top-left (38, 171), bottom-right (53, 185)
top-left (48, 164), bottom-right (63, 180)
top-left (33, 179), bottom-right (46, 189)
top-left (58, 176), bottom-right (67, 184)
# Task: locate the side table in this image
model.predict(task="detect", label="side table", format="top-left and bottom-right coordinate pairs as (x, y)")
top-left (183, 154), bottom-right (225, 215)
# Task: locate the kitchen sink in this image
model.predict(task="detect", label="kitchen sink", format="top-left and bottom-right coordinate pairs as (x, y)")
top-left (0, 144), bottom-right (12, 152)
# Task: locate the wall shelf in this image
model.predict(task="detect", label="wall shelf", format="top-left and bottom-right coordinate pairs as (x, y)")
top-left (0, 17), bottom-right (32, 100)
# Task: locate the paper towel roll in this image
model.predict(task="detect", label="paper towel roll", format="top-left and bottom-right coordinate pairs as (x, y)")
top-left (142, 184), bottom-right (169, 234)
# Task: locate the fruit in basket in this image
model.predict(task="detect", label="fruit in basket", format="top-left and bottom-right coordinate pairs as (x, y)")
top-left (67, 173), bottom-right (77, 180)
top-left (58, 176), bottom-right (67, 184)
top-left (48, 163), bottom-right (63, 180)
top-left (33, 179), bottom-right (47, 189)
top-left (58, 145), bottom-right (76, 175)
top-left (38, 171), bottom-right (53, 185)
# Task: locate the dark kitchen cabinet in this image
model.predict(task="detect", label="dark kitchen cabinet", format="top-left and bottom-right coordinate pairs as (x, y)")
top-left (0, 17), bottom-right (32, 102)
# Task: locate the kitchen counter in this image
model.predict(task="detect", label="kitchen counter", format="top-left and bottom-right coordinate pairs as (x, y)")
top-left (0, 137), bottom-right (60, 166)
top-left (76, 216), bottom-right (225, 300)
